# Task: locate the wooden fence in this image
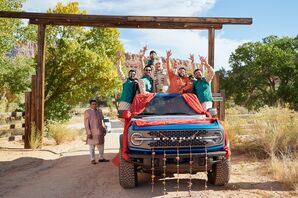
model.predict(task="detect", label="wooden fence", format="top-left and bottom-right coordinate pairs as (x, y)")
top-left (212, 90), bottom-right (225, 120)
top-left (0, 112), bottom-right (25, 141)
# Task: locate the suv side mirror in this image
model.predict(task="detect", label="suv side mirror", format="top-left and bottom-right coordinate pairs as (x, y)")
top-left (207, 108), bottom-right (217, 118)
top-left (118, 110), bottom-right (132, 119)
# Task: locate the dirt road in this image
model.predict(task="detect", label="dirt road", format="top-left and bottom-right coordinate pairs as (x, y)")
top-left (0, 126), bottom-right (295, 198)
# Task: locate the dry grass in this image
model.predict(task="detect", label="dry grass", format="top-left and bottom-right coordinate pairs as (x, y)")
top-left (270, 155), bottom-right (298, 191)
top-left (47, 123), bottom-right (83, 145)
top-left (226, 105), bottom-right (298, 191)
top-left (224, 106), bottom-right (251, 150)
top-left (29, 123), bottom-right (42, 149)
top-left (246, 106), bottom-right (298, 157)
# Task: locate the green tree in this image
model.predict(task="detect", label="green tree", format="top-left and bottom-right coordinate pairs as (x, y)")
top-left (44, 2), bottom-right (123, 121)
top-left (0, 0), bottom-right (36, 111)
top-left (0, 0), bottom-right (23, 61)
top-left (220, 35), bottom-right (298, 110)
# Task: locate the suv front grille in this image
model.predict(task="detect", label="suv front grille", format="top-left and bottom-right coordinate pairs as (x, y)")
top-left (129, 129), bottom-right (224, 149)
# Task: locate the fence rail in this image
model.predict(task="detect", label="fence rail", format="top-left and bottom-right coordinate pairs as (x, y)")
top-left (212, 90), bottom-right (225, 120)
top-left (0, 112), bottom-right (25, 141)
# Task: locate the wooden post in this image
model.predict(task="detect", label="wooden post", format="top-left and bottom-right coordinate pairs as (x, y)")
top-left (24, 92), bottom-right (31, 149)
top-left (208, 28), bottom-right (220, 117)
top-left (36, 24), bottom-right (46, 146)
top-left (31, 75), bottom-right (36, 126)
top-left (208, 28), bottom-right (215, 71)
top-left (220, 90), bottom-right (225, 120)
top-left (208, 28), bottom-right (219, 94)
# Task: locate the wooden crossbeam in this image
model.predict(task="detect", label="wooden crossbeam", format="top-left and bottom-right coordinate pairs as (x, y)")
top-left (30, 19), bottom-right (223, 29)
top-left (0, 11), bottom-right (252, 29)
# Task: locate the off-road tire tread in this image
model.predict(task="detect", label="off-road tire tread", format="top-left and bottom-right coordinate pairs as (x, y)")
top-left (119, 150), bottom-right (137, 188)
top-left (208, 158), bottom-right (231, 186)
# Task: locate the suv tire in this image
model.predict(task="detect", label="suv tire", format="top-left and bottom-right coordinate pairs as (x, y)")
top-left (207, 158), bottom-right (231, 186)
top-left (119, 150), bottom-right (138, 188)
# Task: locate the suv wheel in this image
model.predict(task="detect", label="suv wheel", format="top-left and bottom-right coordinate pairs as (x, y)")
top-left (207, 158), bottom-right (231, 186)
top-left (119, 150), bottom-right (138, 188)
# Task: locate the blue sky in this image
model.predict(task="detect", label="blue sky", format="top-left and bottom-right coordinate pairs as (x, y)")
top-left (22, 0), bottom-right (298, 70)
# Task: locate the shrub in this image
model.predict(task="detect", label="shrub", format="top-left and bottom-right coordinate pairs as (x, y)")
top-left (29, 123), bottom-right (42, 149)
top-left (47, 123), bottom-right (78, 145)
top-left (270, 155), bottom-right (298, 191)
top-left (248, 106), bottom-right (298, 157)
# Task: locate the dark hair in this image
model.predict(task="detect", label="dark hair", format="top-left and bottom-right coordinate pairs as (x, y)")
top-left (194, 68), bottom-right (202, 74)
top-left (178, 67), bottom-right (186, 71)
top-left (128, 69), bottom-right (136, 74)
top-left (89, 99), bottom-right (97, 104)
top-left (149, 50), bottom-right (157, 55)
top-left (144, 64), bottom-right (153, 70)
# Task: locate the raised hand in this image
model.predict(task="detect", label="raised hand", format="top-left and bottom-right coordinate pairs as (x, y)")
top-left (199, 55), bottom-right (207, 65)
top-left (189, 53), bottom-right (194, 63)
top-left (143, 45), bottom-right (148, 52)
top-left (166, 50), bottom-right (172, 59)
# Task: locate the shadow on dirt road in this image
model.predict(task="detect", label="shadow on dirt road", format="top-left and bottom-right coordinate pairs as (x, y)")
top-left (0, 152), bottom-right (290, 198)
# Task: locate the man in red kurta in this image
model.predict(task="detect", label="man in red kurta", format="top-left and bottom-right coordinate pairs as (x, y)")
top-left (166, 50), bottom-right (192, 94)
top-left (84, 99), bottom-right (109, 164)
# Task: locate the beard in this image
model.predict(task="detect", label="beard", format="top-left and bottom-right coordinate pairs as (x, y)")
top-left (178, 73), bottom-right (185, 77)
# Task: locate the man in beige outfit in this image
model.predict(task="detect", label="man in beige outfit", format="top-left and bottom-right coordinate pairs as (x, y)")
top-left (84, 99), bottom-right (109, 164)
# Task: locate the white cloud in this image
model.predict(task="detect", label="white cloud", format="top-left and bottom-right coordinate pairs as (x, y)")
top-left (23, 0), bottom-right (215, 15)
top-left (23, 0), bottom-right (71, 12)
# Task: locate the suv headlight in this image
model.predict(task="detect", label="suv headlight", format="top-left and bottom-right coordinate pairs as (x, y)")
top-left (130, 132), bottom-right (144, 146)
top-left (211, 131), bottom-right (224, 144)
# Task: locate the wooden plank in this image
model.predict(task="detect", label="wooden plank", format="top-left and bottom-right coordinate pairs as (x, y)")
top-left (213, 96), bottom-right (224, 102)
top-left (212, 93), bottom-right (222, 97)
top-left (31, 75), bottom-right (36, 127)
top-left (0, 11), bottom-right (253, 28)
top-left (36, 24), bottom-right (46, 147)
top-left (0, 123), bottom-right (25, 130)
top-left (127, 16), bottom-right (253, 24)
top-left (0, 112), bottom-right (25, 117)
top-left (208, 28), bottom-right (215, 89)
top-left (24, 92), bottom-right (31, 149)
top-left (220, 90), bottom-right (225, 120)
top-left (30, 19), bottom-right (223, 29)
top-left (208, 28), bottom-right (220, 116)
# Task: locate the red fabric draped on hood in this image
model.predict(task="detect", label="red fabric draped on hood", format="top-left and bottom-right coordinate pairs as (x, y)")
top-left (130, 93), bottom-right (156, 115)
top-left (181, 93), bottom-right (205, 114)
top-left (130, 93), bottom-right (207, 116)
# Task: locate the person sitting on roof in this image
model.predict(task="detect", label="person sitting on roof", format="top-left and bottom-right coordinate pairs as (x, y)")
top-left (165, 50), bottom-right (192, 94)
top-left (141, 64), bottom-right (154, 93)
top-left (116, 52), bottom-right (143, 112)
top-left (192, 55), bottom-right (215, 111)
top-left (140, 45), bottom-right (158, 66)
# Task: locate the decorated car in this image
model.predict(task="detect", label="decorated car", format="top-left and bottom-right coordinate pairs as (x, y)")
top-left (118, 93), bottom-right (231, 189)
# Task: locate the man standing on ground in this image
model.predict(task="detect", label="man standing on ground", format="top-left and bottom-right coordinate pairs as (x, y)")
top-left (193, 55), bottom-right (215, 111)
top-left (84, 99), bottom-right (109, 164)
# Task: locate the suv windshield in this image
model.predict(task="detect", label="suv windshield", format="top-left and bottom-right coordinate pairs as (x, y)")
top-left (137, 94), bottom-right (198, 116)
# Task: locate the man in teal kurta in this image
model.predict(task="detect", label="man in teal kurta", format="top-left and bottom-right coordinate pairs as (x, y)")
top-left (141, 65), bottom-right (154, 93)
top-left (193, 56), bottom-right (215, 111)
top-left (116, 54), bottom-right (141, 112)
